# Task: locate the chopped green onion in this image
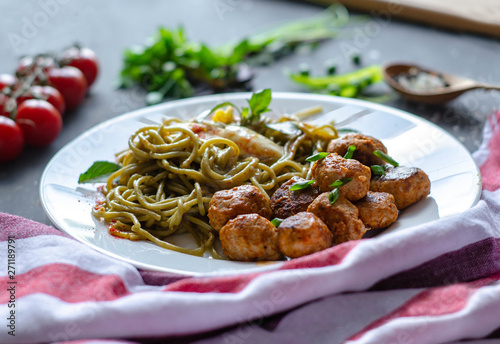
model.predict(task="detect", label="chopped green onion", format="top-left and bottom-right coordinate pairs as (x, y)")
top-left (306, 152), bottom-right (328, 162)
top-left (328, 188), bottom-right (340, 204)
top-left (329, 178), bottom-right (352, 188)
top-left (325, 60), bottom-right (337, 75)
top-left (271, 218), bottom-right (283, 227)
top-left (343, 145), bottom-right (356, 159)
top-left (289, 180), bottom-right (315, 191)
top-left (373, 150), bottom-right (399, 167)
top-left (371, 165), bottom-right (386, 175)
top-left (299, 63), bottom-right (310, 76)
top-left (352, 54), bottom-right (361, 65)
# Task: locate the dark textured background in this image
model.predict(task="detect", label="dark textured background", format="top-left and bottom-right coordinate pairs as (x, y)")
top-left (1, 0), bottom-right (499, 223)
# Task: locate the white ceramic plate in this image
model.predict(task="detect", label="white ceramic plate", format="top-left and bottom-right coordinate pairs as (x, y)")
top-left (40, 93), bottom-right (481, 276)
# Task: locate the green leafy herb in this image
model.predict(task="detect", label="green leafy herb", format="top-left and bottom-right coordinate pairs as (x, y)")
top-left (271, 218), bottom-right (283, 227)
top-left (265, 121), bottom-right (302, 136)
top-left (373, 150), bottom-right (399, 167)
top-left (329, 178), bottom-right (352, 188)
top-left (306, 152), bottom-right (328, 162)
top-left (242, 88), bottom-right (271, 124)
top-left (289, 180), bottom-right (315, 191)
top-left (119, 5), bottom-right (353, 104)
top-left (343, 145), bottom-right (356, 159)
top-left (78, 161), bottom-right (121, 184)
top-left (371, 165), bottom-right (387, 175)
top-left (328, 188), bottom-right (340, 205)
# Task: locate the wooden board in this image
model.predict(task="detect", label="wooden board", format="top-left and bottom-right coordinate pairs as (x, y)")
top-left (307, 0), bottom-right (500, 38)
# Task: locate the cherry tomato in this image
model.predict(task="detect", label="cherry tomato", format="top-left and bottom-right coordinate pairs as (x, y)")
top-left (47, 67), bottom-right (87, 111)
top-left (0, 116), bottom-right (24, 163)
top-left (0, 94), bottom-right (16, 118)
top-left (16, 99), bottom-right (62, 147)
top-left (0, 74), bottom-right (17, 91)
top-left (60, 47), bottom-right (99, 87)
top-left (17, 56), bottom-right (55, 78)
top-left (17, 85), bottom-right (66, 115)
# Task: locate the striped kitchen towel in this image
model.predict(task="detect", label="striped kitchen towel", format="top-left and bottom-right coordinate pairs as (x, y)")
top-left (1, 111), bottom-right (500, 344)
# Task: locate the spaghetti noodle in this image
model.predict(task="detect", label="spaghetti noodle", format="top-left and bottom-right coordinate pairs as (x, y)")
top-left (93, 108), bottom-right (337, 258)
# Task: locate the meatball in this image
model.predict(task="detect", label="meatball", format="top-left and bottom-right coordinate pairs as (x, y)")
top-left (354, 191), bottom-right (398, 230)
top-left (370, 166), bottom-right (431, 210)
top-left (311, 153), bottom-right (371, 201)
top-left (271, 176), bottom-right (320, 219)
top-left (307, 192), bottom-right (366, 245)
top-left (208, 185), bottom-right (272, 231)
top-left (219, 214), bottom-right (281, 261)
top-left (327, 133), bottom-right (388, 166)
top-left (278, 212), bottom-right (333, 258)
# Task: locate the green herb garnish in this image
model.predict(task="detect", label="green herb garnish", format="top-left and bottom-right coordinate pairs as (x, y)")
top-left (271, 218), bottom-right (283, 227)
top-left (299, 63), bottom-right (310, 77)
top-left (371, 165), bottom-right (387, 175)
top-left (343, 145), bottom-right (356, 159)
top-left (325, 60), bottom-right (337, 75)
top-left (119, 5), bottom-right (353, 104)
top-left (289, 180), bottom-right (315, 191)
top-left (78, 161), bottom-right (121, 183)
top-left (373, 150), bottom-right (399, 167)
top-left (352, 53), bottom-right (361, 65)
top-left (241, 88), bottom-right (271, 125)
top-left (328, 188), bottom-right (340, 205)
top-left (306, 152), bottom-right (329, 162)
top-left (329, 178), bottom-right (352, 188)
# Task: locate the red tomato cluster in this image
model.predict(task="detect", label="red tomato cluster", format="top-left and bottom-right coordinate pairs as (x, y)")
top-left (0, 46), bottom-right (99, 163)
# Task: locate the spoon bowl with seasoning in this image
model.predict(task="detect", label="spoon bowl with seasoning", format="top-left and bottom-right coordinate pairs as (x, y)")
top-left (383, 63), bottom-right (500, 104)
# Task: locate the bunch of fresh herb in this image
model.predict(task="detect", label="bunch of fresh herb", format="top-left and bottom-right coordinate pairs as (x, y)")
top-left (119, 5), bottom-right (352, 105)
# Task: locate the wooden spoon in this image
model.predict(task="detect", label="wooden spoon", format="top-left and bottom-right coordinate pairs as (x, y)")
top-left (383, 63), bottom-right (500, 104)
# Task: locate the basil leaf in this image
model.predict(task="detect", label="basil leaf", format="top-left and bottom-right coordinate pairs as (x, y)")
top-left (289, 180), bottom-right (315, 191)
top-left (371, 165), bottom-right (386, 175)
top-left (373, 150), bottom-right (399, 167)
top-left (243, 88), bottom-right (271, 123)
top-left (305, 152), bottom-right (328, 162)
top-left (248, 88), bottom-right (271, 115)
top-left (343, 145), bottom-right (356, 159)
top-left (241, 107), bottom-right (250, 120)
top-left (271, 218), bottom-right (283, 227)
top-left (78, 161), bottom-right (121, 184)
top-left (328, 188), bottom-right (340, 205)
top-left (329, 178), bottom-right (352, 188)
top-left (265, 121), bottom-right (302, 136)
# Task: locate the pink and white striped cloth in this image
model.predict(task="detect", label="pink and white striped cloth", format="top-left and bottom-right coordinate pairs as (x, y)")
top-left (2, 112), bottom-right (500, 344)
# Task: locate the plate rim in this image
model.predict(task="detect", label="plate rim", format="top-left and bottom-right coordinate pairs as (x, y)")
top-left (39, 92), bottom-right (482, 276)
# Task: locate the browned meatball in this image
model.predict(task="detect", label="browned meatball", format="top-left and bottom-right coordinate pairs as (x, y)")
top-left (311, 153), bottom-right (371, 201)
top-left (327, 133), bottom-right (388, 166)
top-left (208, 185), bottom-right (272, 231)
top-left (370, 166), bottom-right (431, 210)
top-left (219, 214), bottom-right (281, 261)
top-left (270, 176), bottom-right (320, 219)
top-left (277, 212), bottom-right (333, 258)
top-left (354, 191), bottom-right (398, 230)
top-left (307, 192), bottom-right (366, 245)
